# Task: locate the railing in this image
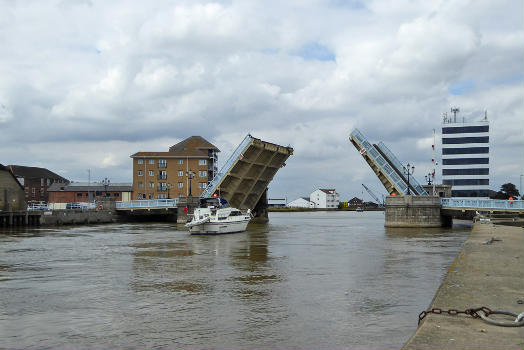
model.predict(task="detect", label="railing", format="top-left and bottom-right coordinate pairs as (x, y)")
top-left (115, 199), bottom-right (179, 209)
top-left (27, 202), bottom-right (50, 210)
top-left (27, 202), bottom-right (97, 210)
top-left (351, 129), bottom-right (409, 195)
top-left (200, 134), bottom-right (254, 198)
top-left (376, 141), bottom-right (428, 196)
top-left (441, 198), bottom-right (524, 210)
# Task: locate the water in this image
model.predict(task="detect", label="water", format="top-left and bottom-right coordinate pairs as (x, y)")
top-left (0, 211), bottom-right (470, 349)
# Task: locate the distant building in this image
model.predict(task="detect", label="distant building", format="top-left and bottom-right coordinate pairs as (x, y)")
top-left (48, 182), bottom-right (133, 203)
top-left (441, 111), bottom-right (489, 198)
top-left (0, 164), bottom-right (26, 211)
top-left (7, 165), bottom-right (69, 204)
top-left (348, 197), bottom-right (363, 206)
top-left (286, 197), bottom-right (314, 208)
top-left (130, 136), bottom-right (220, 200)
top-left (268, 198), bottom-right (286, 208)
top-left (310, 189), bottom-right (339, 209)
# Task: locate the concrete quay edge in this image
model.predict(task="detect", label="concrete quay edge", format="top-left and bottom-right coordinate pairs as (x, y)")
top-left (401, 223), bottom-right (524, 350)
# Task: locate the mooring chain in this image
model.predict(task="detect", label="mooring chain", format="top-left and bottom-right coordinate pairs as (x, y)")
top-left (418, 306), bottom-right (524, 327)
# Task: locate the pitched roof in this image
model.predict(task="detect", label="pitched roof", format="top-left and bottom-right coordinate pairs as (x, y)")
top-left (319, 188), bottom-right (337, 194)
top-left (7, 165), bottom-right (68, 182)
top-left (131, 136), bottom-right (220, 158)
top-left (0, 164), bottom-right (25, 190)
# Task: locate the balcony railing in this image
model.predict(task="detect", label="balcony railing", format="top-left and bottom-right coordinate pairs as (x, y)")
top-left (441, 198), bottom-right (524, 210)
top-left (116, 199), bottom-right (179, 209)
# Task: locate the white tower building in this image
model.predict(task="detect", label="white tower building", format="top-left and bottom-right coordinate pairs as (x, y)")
top-left (441, 109), bottom-right (490, 198)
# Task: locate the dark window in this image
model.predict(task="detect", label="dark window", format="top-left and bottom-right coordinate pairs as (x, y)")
top-left (114, 193), bottom-right (119, 197)
top-left (442, 125), bottom-right (489, 134)
top-left (451, 190), bottom-right (490, 197)
top-left (442, 147), bottom-right (489, 155)
top-left (443, 168), bottom-right (489, 175)
top-left (443, 179), bottom-right (489, 186)
top-left (442, 158), bottom-right (489, 165)
top-left (76, 193), bottom-right (82, 197)
top-left (442, 136), bottom-right (489, 144)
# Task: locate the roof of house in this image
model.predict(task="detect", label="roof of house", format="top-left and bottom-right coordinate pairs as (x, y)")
top-left (318, 189), bottom-right (337, 194)
top-left (7, 165), bottom-right (68, 182)
top-left (0, 164), bottom-right (25, 190)
top-left (131, 136), bottom-right (220, 158)
top-left (48, 182), bottom-right (133, 192)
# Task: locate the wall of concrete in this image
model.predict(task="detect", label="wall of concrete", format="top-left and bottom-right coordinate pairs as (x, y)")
top-left (38, 209), bottom-right (117, 225)
top-left (385, 195), bottom-right (451, 227)
top-left (177, 196), bottom-right (201, 223)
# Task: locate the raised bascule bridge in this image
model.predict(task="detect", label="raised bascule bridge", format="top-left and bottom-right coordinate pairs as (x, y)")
top-left (116, 134), bottom-right (293, 223)
top-left (349, 129), bottom-right (523, 227)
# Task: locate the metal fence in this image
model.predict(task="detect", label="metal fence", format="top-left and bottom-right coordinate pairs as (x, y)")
top-left (115, 199), bottom-right (179, 209)
top-left (351, 129), bottom-right (409, 195)
top-left (200, 134), bottom-right (254, 198)
top-left (441, 198), bottom-right (524, 210)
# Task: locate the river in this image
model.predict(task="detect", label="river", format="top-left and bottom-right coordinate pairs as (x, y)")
top-left (0, 211), bottom-right (470, 349)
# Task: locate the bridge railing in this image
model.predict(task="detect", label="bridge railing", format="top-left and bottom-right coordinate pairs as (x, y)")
top-left (116, 199), bottom-right (179, 209)
top-left (376, 141), bottom-right (428, 196)
top-left (200, 134), bottom-right (253, 198)
top-left (441, 198), bottom-right (524, 210)
top-left (351, 129), bottom-right (409, 195)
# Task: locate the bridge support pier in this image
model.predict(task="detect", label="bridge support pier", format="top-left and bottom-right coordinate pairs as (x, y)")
top-left (385, 195), bottom-right (450, 228)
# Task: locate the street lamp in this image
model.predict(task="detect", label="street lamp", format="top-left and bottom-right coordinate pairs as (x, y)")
top-left (167, 183), bottom-right (172, 199)
top-left (425, 173), bottom-right (432, 185)
top-left (186, 169), bottom-right (195, 197)
top-left (101, 177), bottom-right (110, 197)
top-left (403, 163), bottom-right (415, 195)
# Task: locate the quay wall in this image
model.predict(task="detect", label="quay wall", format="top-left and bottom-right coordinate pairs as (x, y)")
top-left (402, 223), bottom-right (524, 349)
top-left (39, 209), bottom-right (117, 225)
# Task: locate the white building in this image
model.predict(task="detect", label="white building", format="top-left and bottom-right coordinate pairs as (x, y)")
top-left (286, 197), bottom-right (314, 208)
top-left (310, 189), bottom-right (339, 209)
top-left (441, 110), bottom-right (489, 198)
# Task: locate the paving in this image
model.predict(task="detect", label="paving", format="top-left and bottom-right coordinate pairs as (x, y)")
top-left (402, 223), bottom-right (524, 350)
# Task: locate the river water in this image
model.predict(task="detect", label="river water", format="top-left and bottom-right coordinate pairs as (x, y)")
top-left (0, 211), bottom-right (470, 349)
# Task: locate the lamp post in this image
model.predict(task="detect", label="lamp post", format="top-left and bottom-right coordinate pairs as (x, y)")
top-left (167, 183), bottom-right (172, 199)
top-left (101, 177), bottom-right (110, 197)
top-left (520, 174), bottom-right (523, 200)
top-left (425, 173), bottom-right (432, 185)
top-left (403, 163), bottom-right (415, 195)
top-left (186, 169), bottom-right (195, 197)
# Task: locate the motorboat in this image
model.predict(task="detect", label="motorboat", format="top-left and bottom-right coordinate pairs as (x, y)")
top-left (185, 197), bottom-right (252, 234)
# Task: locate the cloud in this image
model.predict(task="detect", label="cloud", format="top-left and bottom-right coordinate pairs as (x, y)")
top-left (0, 0), bottom-right (522, 200)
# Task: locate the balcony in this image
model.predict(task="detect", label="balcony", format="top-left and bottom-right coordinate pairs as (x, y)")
top-left (158, 174), bottom-right (167, 180)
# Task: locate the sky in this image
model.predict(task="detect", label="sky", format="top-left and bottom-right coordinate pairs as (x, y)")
top-left (0, 0), bottom-right (523, 202)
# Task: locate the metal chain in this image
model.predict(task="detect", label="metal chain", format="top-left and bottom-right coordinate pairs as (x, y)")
top-left (418, 307), bottom-right (492, 325)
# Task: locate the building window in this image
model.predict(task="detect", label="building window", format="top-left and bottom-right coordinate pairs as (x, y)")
top-left (149, 170), bottom-right (154, 176)
top-left (178, 182), bottom-right (183, 188)
top-left (149, 182), bottom-right (155, 188)
top-left (178, 159), bottom-right (183, 164)
top-left (178, 170), bottom-right (183, 176)
top-left (199, 159), bottom-right (207, 166)
top-left (47, 179), bottom-right (51, 186)
top-left (199, 171), bottom-right (207, 177)
top-left (138, 170), bottom-right (143, 176)
top-left (114, 193), bottom-right (119, 197)
top-left (138, 159), bottom-right (143, 165)
top-left (138, 182), bottom-right (143, 188)
top-left (158, 194), bottom-right (166, 199)
top-left (158, 182), bottom-right (167, 191)
top-left (158, 159), bottom-right (167, 168)
top-left (137, 193), bottom-right (143, 199)
top-left (77, 193), bottom-right (82, 197)
top-left (198, 183), bottom-right (207, 189)
top-left (148, 194), bottom-right (154, 199)
top-left (149, 159), bottom-right (155, 165)
top-left (158, 170), bottom-right (167, 180)
top-left (41, 178), bottom-right (44, 186)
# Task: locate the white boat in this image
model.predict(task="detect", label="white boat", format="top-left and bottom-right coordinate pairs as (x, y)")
top-left (185, 197), bottom-right (252, 235)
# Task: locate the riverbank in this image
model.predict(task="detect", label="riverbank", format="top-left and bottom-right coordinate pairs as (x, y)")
top-left (402, 223), bottom-right (524, 349)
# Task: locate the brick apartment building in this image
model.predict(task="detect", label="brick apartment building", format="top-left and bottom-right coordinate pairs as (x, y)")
top-left (130, 136), bottom-right (220, 200)
top-left (7, 165), bottom-right (69, 204)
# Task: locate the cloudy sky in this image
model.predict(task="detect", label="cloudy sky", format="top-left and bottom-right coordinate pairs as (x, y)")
top-left (0, 0), bottom-right (522, 201)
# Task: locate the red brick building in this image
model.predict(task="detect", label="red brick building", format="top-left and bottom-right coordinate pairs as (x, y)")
top-left (7, 165), bottom-right (68, 204)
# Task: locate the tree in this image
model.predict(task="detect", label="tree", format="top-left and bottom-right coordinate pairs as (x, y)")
top-left (495, 183), bottom-right (520, 199)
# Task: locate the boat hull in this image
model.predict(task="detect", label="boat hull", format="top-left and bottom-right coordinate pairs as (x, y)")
top-left (189, 218), bottom-right (250, 235)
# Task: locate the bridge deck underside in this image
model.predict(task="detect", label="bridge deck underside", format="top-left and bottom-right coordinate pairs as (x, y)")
top-left (210, 140), bottom-right (292, 210)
